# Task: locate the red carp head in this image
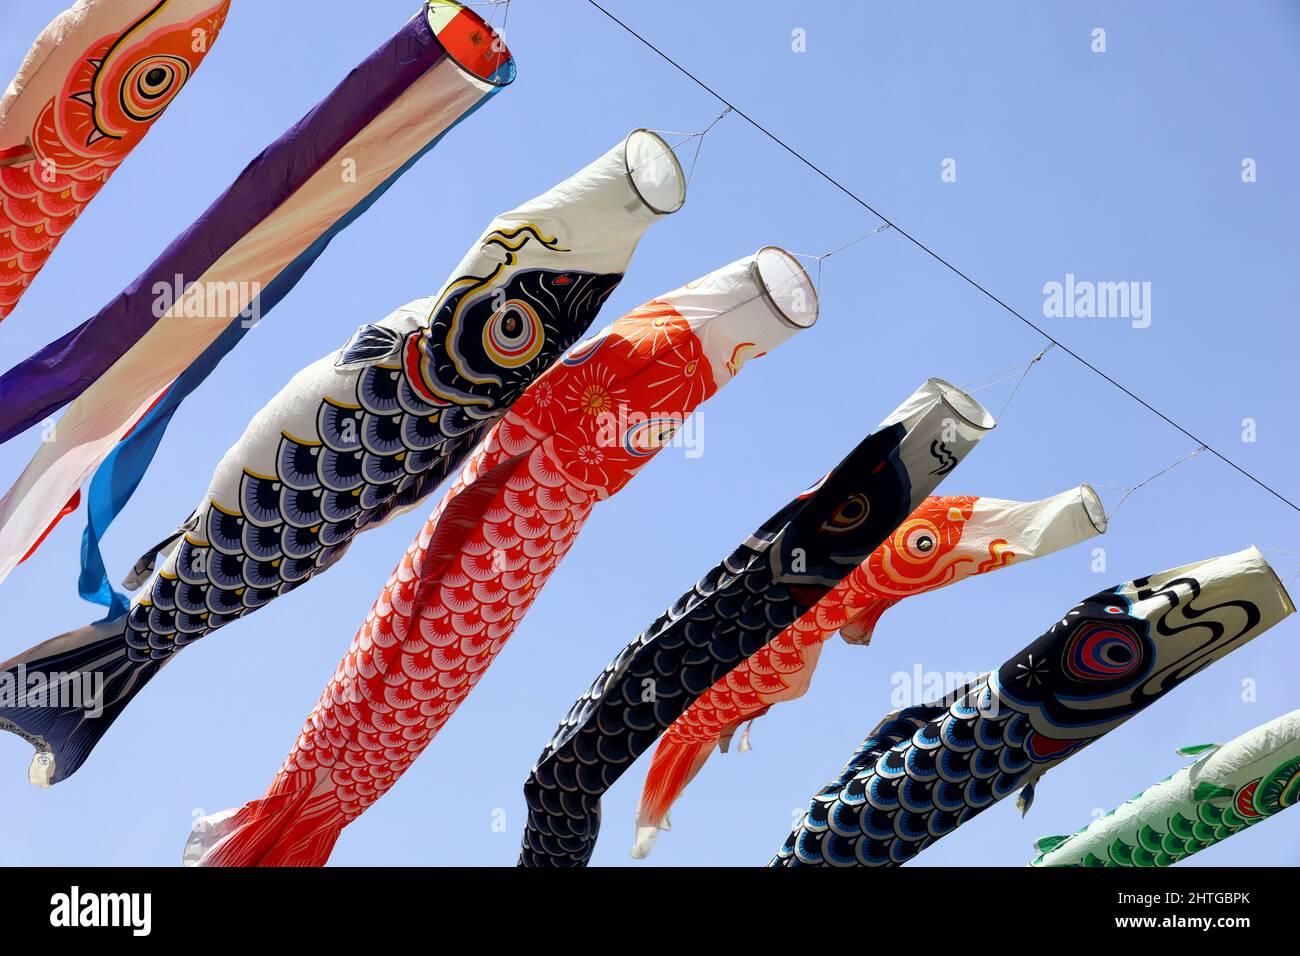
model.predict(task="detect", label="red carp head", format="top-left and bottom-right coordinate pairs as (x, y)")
top-left (33, 1), bottom-right (230, 170)
top-left (839, 496), bottom-right (987, 644)
top-left (537, 301), bottom-right (714, 495)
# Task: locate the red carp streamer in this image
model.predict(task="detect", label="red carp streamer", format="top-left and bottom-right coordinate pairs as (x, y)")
top-left (185, 249), bottom-right (817, 865)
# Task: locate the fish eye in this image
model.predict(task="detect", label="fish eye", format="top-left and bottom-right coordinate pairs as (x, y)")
top-left (1063, 622), bottom-right (1143, 681)
top-left (483, 300), bottom-right (544, 368)
top-left (119, 57), bottom-right (189, 121)
top-left (822, 494), bottom-right (870, 533)
top-left (898, 521), bottom-right (939, 558)
top-left (624, 418), bottom-right (682, 457)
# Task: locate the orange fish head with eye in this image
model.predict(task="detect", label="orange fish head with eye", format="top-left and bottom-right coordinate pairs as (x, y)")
top-left (839, 496), bottom-right (981, 644)
top-left (864, 496), bottom-right (979, 596)
top-left (34, 1), bottom-right (231, 168)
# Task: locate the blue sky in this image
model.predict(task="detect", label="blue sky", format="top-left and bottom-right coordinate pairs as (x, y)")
top-left (0, 0), bottom-right (1297, 867)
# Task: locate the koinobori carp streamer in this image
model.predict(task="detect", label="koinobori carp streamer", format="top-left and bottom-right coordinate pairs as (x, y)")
top-left (0, 1), bottom-right (517, 587)
top-left (519, 379), bottom-right (998, 866)
top-left (633, 486), bottom-right (1108, 858)
top-left (1031, 706), bottom-right (1300, 866)
top-left (0, 0), bottom-right (231, 321)
top-left (773, 547), bottom-right (1294, 866)
top-left (0, 127), bottom-right (689, 786)
top-left (182, 247), bottom-right (818, 866)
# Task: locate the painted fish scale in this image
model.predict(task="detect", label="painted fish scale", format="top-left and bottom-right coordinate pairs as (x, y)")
top-left (656, 498), bottom-right (984, 759)
top-left (286, 493), bottom-right (589, 822)
top-left (188, 310), bottom-right (708, 858)
top-left (527, 548), bottom-right (807, 854)
top-left (271, 318), bottom-right (707, 818)
top-left (784, 692), bottom-right (1023, 866)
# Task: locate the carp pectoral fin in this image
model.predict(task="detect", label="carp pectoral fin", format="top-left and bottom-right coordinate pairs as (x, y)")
top-left (0, 140), bottom-right (35, 168)
top-left (1176, 743), bottom-right (1218, 757)
top-left (334, 324), bottom-right (403, 369)
top-left (1192, 782), bottom-right (1235, 803)
top-left (717, 721), bottom-right (742, 753)
top-left (1033, 834), bottom-right (1070, 854)
top-left (840, 600), bottom-right (891, 646)
top-left (414, 452), bottom-right (530, 588)
top-left (865, 707), bottom-right (908, 738)
top-left (121, 511), bottom-right (197, 590)
top-left (1016, 781), bottom-right (1037, 816)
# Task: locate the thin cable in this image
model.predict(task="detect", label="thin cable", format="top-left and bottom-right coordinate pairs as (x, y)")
top-left (1261, 549), bottom-right (1300, 589)
top-left (791, 223), bottom-right (894, 293)
top-left (949, 344), bottom-right (1054, 421)
top-left (995, 344), bottom-right (1054, 419)
top-left (683, 107), bottom-right (732, 190)
top-left (465, 0), bottom-right (508, 15)
top-left (583, 0), bottom-right (1300, 517)
top-left (961, 344), bottom-right (1054, 394)
top-left (629, 107), bottom-right (732, 188)
top-left (962, 365), bottom-right (1036, 394)
top-left (1102, 446), bottom-right (1207, 521)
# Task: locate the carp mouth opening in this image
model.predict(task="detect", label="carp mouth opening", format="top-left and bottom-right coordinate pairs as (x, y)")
top-left (752, 246), bottom-right (819, 330)
top-left (1079, 484), bottom-right (1108, 534)
top-left (623, 129), bottom-right (688, 215)
top-left (1250, 545), bottom-right (1297, 616)
top-left (427, 0), bottom-right (517, 87)
top-left (928, 379), bottom-right (997, 431)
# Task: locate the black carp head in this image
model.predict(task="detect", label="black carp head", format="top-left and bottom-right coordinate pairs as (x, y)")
top-left (405, 263), bottom-right (623, 410)
top-left (402, 128), bottom-right (688, 415)
top-left (992, 546), bottom-right (1293, 752)
top-left (763, 424), bottom-right (914, 590)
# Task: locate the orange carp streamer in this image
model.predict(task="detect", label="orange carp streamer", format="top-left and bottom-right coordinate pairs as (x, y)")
top-left (633, 486), bottom-right (1107, 857)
